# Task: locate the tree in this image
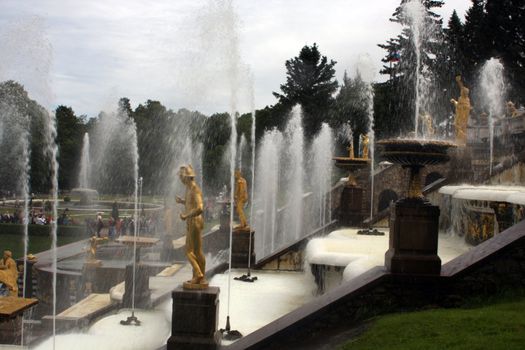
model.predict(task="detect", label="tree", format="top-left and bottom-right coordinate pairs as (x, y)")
top-left (273, 43), bottom-right (338, 138)
top-left (55, 105), bottom-right (86, 190)
top-left (377, 0), bottom-right (445, 135)
top-left (484, 0), bottom-right (525, 102)
top-left (330, 71), bottom-right (370, 150)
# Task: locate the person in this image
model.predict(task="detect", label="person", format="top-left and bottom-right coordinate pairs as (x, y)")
top-left (234, 169), bottom-right (249, 229)
top-left (96, 212), bottom-right (104, 237)
top-left (450, 75), bottom-right (471, 145)
top-left (176, 165), bottom-right (207, 288)
top-left (0, 250), bottom-right (18, 296)
top-left (111, 201), bottom-right (119, 221)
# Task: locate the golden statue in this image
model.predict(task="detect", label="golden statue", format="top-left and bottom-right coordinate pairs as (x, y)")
top-left (87, 236), bottom-right (107, 263)
top-left (176, 165), bottom-right (207, 289)
top-left (234, 169), bottom-right (249, 230)
top-left (0, 250), bottom-right (18, 296)
top-left (347, 142), bottom-right (354, 159)
top-left (361, 134), bottom-right (369, 159)
top-left (450, 75), bottom-right (471, 145)
top-left (507, 101), bottom-right (519, 118)
top-left (420, 113), bottom-right (435, 136)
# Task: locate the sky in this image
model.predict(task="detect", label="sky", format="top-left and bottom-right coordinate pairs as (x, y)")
top-left (0, 0), bottom-right (472, 117)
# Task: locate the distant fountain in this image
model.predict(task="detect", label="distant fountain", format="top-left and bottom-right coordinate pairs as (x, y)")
top-left (78, 133), bottom-right (91, 189)
top-left (283, 106), bottom-right (305, 241)
top-left (237, 134), bottom-right (247, 172)
top-left (479, 58), bottom-right (506, 176)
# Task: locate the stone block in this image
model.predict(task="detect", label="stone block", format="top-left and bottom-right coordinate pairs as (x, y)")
top-left (167, 286), bottom-right (220, 350)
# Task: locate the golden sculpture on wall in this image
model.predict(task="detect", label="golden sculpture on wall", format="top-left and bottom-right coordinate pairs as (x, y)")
top-left (0, 250), bottom-right (18, 296)
top-left (361, 134), bottom-right (369, 159)
top-left (450, 75), bottom-right (471, 145)
top-left (234, 169), bottom-right (249, 230)
top-left (176, 165), bottom-right (208, 289)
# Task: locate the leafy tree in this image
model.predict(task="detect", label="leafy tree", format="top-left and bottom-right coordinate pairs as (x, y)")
top-left (55, 105), bottom-right (86, 190)
top-left (273, 43), bottom-right (338, 138)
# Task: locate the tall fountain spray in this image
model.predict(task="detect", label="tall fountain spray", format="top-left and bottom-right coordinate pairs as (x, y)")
top-left (356, 53), bottom-right (377, 220)
top-left (254, 130), bottom-right (281, 258)
top-left (310, 124), bottom-right (334, 228)
top-left (78, 132), bottom-right (91, 188)
top-left (284, 106), bottom-right (305, 241)
top-left (479, 58), bottom-right (505, 176)
top-left (402, 0), bottom-right (437, 138)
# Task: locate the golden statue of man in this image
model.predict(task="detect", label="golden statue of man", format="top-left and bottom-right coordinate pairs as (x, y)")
top-left (450, 75), bottom-right (471, 145)
top-left (234, 169), bottom-right (249, 229)
top-left (0, 250), bottom-right (18, 296)
top-left (176, 165), bottom-right (207, 289)
top-left (361, 134), bottom-right (369, 159)
top-left (347, 142), bottom-right (355, 159)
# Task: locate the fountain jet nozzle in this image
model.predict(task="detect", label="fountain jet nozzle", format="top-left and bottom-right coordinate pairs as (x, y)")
top-left (220, 315), bottom-right (242, 340)
top-left (120, 311), bottom-right (141, 326)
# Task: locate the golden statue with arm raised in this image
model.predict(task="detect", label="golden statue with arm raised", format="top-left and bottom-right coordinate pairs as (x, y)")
top-left (450, 75), bottom-right (471, 145)
top-left (176, 165), bottom-right (207, 289)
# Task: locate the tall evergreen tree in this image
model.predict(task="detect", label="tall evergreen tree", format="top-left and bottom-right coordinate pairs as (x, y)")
top-left (273, 43), bottom-right (338, 139)
top-left (377, 0), bottom-right (445, 135)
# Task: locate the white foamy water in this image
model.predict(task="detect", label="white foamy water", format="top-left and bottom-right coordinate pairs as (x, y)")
top-left (208, 269), bottom-right (316, 340)
top-left (33, 309), bottom-right (170, 350)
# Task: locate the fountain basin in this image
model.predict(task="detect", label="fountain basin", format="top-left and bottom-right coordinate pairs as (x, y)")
top-left (377, 139), bottom-right (456, 167)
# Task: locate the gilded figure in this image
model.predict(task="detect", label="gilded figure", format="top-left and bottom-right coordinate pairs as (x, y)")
top-left (234, 170), bottom-right (249, 230)
top-left (450, 75), bottom-right (471, 145)
top-left (176, 165), bottom-right (207, 289)
top-left (0, 250), bottom-right (18, 296)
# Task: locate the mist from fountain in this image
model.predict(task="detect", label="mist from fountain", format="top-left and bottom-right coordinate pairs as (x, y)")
top-left (479, 58), bottom-right (506, 177)
top-left (78, 133), bottom-right (91, 189)
top-left (0, 95), bottom-right (32, 345)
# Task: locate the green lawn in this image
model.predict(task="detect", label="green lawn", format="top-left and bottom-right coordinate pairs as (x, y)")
top-left (342, 296), bottom-right (525, 350)
top-left (0, 234), bottom-right (82, 259)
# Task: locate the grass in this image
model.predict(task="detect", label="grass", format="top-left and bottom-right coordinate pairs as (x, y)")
top-left (341, 294), bottom-right (525, 350)
top-left (0, 233), bottom-right (82, 259)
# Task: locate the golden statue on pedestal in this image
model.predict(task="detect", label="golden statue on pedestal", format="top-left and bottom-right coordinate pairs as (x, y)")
top-left (361, 134), bottom-right (369, 159)
top-left (347, 142), bottom-right (355, 159)
top-left (507, 101), bottom-right (519, 118)
top-left (234, 170), bottom-right (249, 230)
top-left (0, 250), bottom-right (18, 296)
top-left (450, 75), bottom-right (471, 145)
top-left (176, 165), bottom-right (208, 290)
top-left (86, 236), bottom-right (107, 265)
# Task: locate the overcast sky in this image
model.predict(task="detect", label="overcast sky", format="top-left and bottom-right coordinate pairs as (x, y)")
top-left (0, 0), bottom-right (471, 117)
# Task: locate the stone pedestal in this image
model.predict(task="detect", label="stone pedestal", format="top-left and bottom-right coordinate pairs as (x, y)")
top-left (167, 287), bottom-right (220, 350)
top-left (16, 258), bottom-right (37, 298)
top-left (385, 199), bottom-right (441, 275)
top-left (231, 229), bottom-right (255, 268)
top-left (122, 264), bottom-right (151, 308)
top-left (339, 186), bottom-right (365, 227)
